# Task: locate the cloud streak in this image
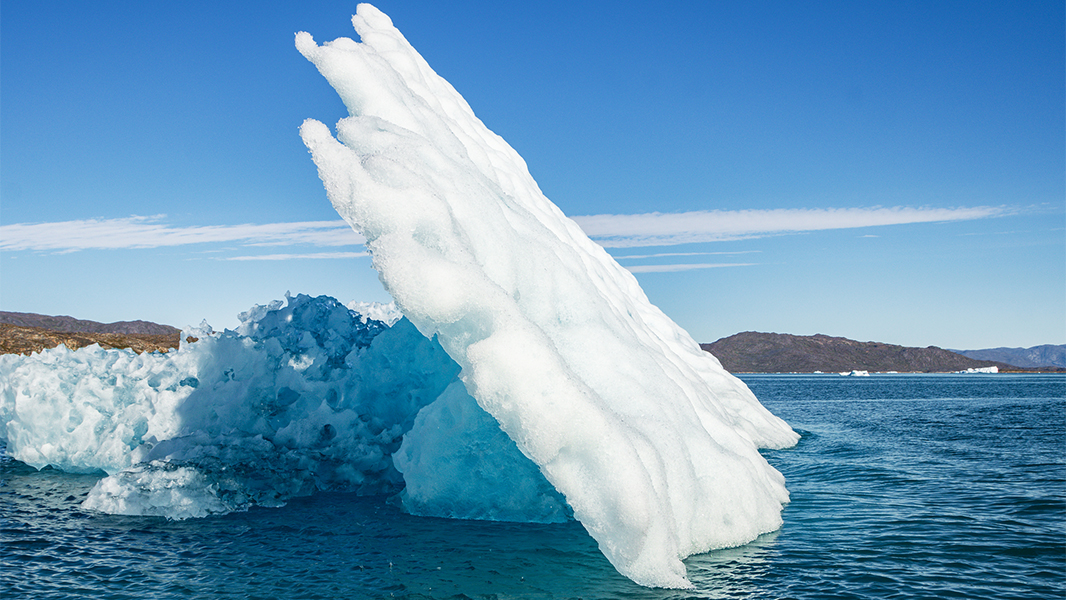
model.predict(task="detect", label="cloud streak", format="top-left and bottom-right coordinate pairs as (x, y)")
top-left (1, 206), bottom-right (1008, 255)
top-left (574, 205), bottom-right (1008, 247)
top-left (222, 251), bottom-right (370, 261)
top-left (613, 250), bottom-right (760, 260)
top-left (625, 263), bottom-right (756, 273)
top-left (0, 216), bottom-right (365, 252)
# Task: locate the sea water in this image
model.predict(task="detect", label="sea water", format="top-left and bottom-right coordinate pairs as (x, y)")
top-left (2, 373), bottom-right (1062, 599)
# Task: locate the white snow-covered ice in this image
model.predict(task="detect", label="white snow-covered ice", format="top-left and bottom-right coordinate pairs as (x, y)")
top-left (295, 4), bottom-right (798, 588)
top-left (345, 299), bottom-right (403, 325)
top-left (957, 366), bottom-right (998, 374)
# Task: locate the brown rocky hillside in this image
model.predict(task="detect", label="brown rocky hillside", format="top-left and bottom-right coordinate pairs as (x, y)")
top-left (0, 311), bottom-right (179, 336)
top-left (701, 331), bottom-right (1018, 373)
top-left (0, 313), bottom-right (181, 356)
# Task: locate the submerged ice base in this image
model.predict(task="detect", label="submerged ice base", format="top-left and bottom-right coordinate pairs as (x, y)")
top-left (298, 4), bottom-right (798, 588)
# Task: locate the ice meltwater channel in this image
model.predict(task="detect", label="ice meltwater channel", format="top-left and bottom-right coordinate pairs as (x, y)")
top-left (296, 4), bottom-right (797, 588)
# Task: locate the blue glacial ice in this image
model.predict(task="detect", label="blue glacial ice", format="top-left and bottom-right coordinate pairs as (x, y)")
top-left (1, 294), bottom-right (461, 518)
top-left (294, 4), bottom-right (798, 588)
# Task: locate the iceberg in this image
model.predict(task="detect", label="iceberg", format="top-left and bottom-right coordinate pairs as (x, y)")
top-left (0, 5), bottom-right (800, 590)
top-left (957, 366), bottom-right (998, 374)
top-left (296, 4), bottom-right (798, 588)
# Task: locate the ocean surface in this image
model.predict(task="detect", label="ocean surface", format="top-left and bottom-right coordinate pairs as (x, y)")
top-left (3, 373), bottom-right (1063, 599)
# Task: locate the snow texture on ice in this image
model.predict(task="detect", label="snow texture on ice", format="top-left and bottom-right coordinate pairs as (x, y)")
top-left (0, 5), bottom-right (800, 590)
top-left (296, 4), bottom-right (798, 588)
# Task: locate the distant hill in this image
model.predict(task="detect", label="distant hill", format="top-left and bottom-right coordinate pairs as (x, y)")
top-left (949, 345), bottom-right (1066, 369)
top-left (701, 332), bottom-right (1022, 373)
top-left (0, 312), bottom-right (181, 355)
top-left (0, 324), bottom-right (180, 356)
top-left (0, 311), bottom-right (180, 336)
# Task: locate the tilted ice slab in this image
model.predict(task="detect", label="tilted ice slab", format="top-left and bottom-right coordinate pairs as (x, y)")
top-left (297, 4), bottom-right (799, 589)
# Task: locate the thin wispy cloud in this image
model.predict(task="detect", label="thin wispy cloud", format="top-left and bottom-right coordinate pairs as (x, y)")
top-left (223, 252), bottom-right (370, 261)
top-left (1, 206), bottom-right (1009, 256)
top-left (0, 216), bottom-right (364, 253)
top-left (574, 206), bottom-right (1009, 248)
top-left (614, 251), bottom-right (760, 260)
top-left (625, 263), bottom-right (756, 273)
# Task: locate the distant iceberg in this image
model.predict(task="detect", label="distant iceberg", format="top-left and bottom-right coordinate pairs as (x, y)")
top-left (956, 366), bottom-right (998, 374)
top-left (296, 4), bottom-right (797, 588)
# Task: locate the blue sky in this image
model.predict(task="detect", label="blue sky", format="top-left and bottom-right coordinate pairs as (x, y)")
top-left (2, 1), bottom-right (1063, 350)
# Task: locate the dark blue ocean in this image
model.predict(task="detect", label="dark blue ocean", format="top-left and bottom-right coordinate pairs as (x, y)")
top-left (3, 374), bottom-right (1063, 599)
